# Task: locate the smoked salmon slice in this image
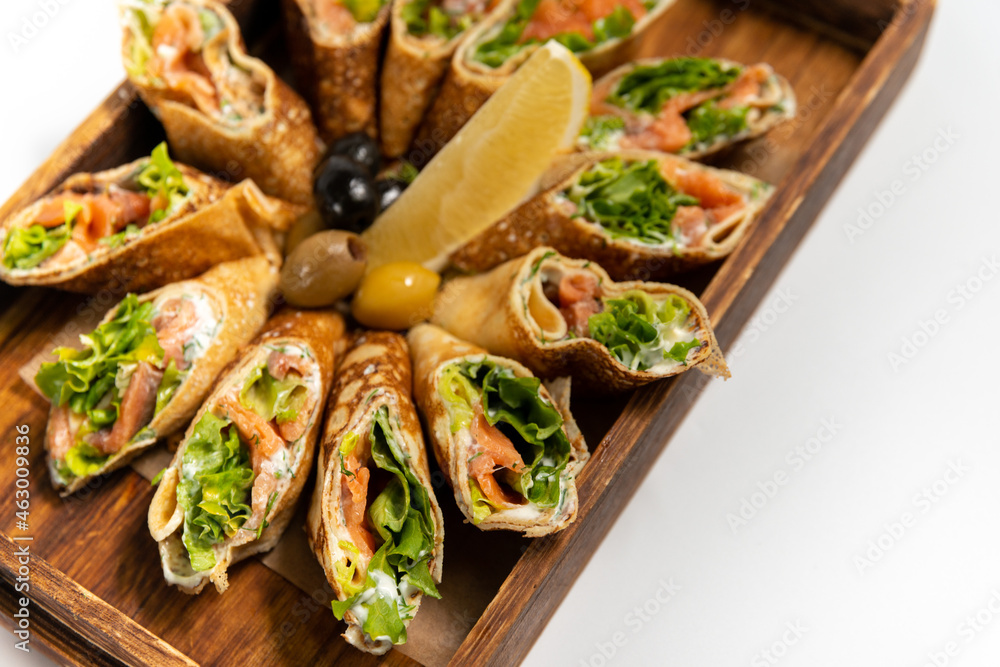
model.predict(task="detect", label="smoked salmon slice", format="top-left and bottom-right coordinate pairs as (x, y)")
top-left (469, 411), bottom-right (526, 508)
top-left (148, 3), bottom-right (220, 114)
top-left (152, 297), bottom-right (197, 370)
top-left (521, 0), bottom-right (646, 43)
top-left (556, 272), bottom-right (602, 337)
top-left (87, 361), bottom-right (163, 455)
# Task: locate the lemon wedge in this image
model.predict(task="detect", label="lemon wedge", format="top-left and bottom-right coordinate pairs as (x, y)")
top-left (362, 42), bottom-right (592, 271)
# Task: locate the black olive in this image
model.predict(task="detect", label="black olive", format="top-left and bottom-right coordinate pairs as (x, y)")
top-left (313, 156), bottom-right (379, 233)
top-left (328, 132), bottom-right (381, 176)
top-left (375, 178), bottom-right (408, 212)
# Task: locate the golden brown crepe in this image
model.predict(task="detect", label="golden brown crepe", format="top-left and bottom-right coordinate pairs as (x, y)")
top-left (149, 308), bottom-right (346, 594)
top-left (408, 324), bottom-right (588, 536)
top-left (413, 0), bottom-right (678, 156)
top-left (450, 149), bottom-right (773, 281)
top-left (380, 0), bottom-right (504, 157)
top-left (282, 0), bottom-right (390, 143)
top-left (434, 247), bottom-right (729, 392)
top-left (580, 57), bottom-right (797, 158)
top-left (39, 257), bottom-right (279, 496)
top-left (121, 0), bottom-right (322, 204)
top-left (308, 332), bottom-right (444, 655)
top-left (0, 150), bottom-right (299, 293)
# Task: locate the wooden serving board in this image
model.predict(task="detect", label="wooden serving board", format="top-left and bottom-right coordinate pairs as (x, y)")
top-left (0, 0), bottom-right (935, 664)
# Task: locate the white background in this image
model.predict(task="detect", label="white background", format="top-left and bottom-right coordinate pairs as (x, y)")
top-left (2, 1), bottom-right (998, 666)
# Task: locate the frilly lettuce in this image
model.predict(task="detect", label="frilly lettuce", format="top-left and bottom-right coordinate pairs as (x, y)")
top-left (239, 362), bottom-right (308, 426)
top-left (331, 407), bottom-right (440, 645)
top-left (178, 413), bottom-right (255, 572)
top-left (607, 57), bottom-right (742, 114)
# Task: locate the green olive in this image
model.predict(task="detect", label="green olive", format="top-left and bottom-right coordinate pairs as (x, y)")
top-left (280, 230), bottom-right (367, 307)
top-left (283, 209), bottom-right (326, 256)
top-left (351, 262), bottom-right (441, 330)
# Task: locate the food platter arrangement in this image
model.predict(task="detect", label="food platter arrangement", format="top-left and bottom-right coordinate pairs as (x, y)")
top-left (0, 0), bottom-right (935, 664)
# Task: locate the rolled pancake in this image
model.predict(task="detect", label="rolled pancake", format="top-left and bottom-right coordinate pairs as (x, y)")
top-left (282, 0), bottom-right (390, 142)
top-left (408, 323), bottom-right (588, 536)
top-left (380, 0), bottom-right (504, 157)
top-left (307, 332), bottom-right (444, 655)
top-left (434, 247), bottom-right (729, 392)
top-left (122, 0), bottom-right (322, 204)
top-left (0, 151), bottom-right (301, 293)
top-left (412, 0), bottom-right (677, 156)
top-left (41, 257), bottom-right (279, 497)
top-left (581, 57), bottom-right (797, 158)
top-left (450, 149), bottom-right (773, 280)
top-left (149, 308), bottom-right (346, 594)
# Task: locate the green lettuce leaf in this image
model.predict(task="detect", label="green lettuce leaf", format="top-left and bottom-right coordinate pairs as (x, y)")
top-left (239, 363), bottom-right (308, 426)
top-left (607, 57), bottom-right (742, 114)
top-left (587, 290), bottom-right (701, 371)
top-left (343, 0), bottom-right (385, 23)
top-left (137, 142), bottom-right (189, 222)
top-left (683, 100), bottom-right (750, 151)
top-left (468, 479), bottom-right (499, 524)
top-left (579, 115), bottom-right (626, 150)
top-left (403, 0), bottom-right (474, 39)
top-left (564, 157), bottom-right (700, 245)
top-left (2, 199), bottom-right (79, 270)
top-left (177, 413), bottom-right (254, 572)
top-left (62, 443), bottom-right (110, 479)
top-left (331, 407), bottom-right (440, 645)
top-left (439, 364), bottom-right (478, 432)
top-left (155, 359), bottom-right (187, 416)
top-left (35, 294), bottom-right (164, 447)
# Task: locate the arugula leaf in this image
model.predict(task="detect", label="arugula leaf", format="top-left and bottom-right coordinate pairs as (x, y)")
top-left (177, 413), bottom-right (255, 572)
top-left (564, 157), bottom-right (699, 245)
top-left (136, 142), bottom-right (189, 222)
top-left (332, 407), bottom-right (440, 645)
top-left (155, 359), bottom-right (187, 416)
top-left (2, 199), bottom-right (77, 269)
top-left (239, 363), bottom-right (308, 426)
top-left (579, 115), bottom-right (626, 150)
top-left (683, 100), bottom-right (750, 151)
top-left (587, 290), bottom-right (701, 371)
top-left (607, 57), bottom-right (742, 114)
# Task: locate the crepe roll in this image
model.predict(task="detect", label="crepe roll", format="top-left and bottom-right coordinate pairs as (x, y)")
top-left (308, 332), bottom-right (444, 655)
top-left (580, 57), bottom-right (796, 157)
top-left (409, 324), bottom-right (588, 536)
top-left (282, 0), bottom-right (391, 143)
top-left (149, 308), bottom-right (346, 594)
top-left (0, 143), bottom-right (297, 293)
top-left (450, 150), bottom-right (772, 280)
top-left (122, 0), bottom-right (322, 204)
top-left (413, 0), bottom-right (678, 155)
top-left (37, 257), bottom-right (278, 496)
top-left (434, 247), bottom-right (728, 392)
top-left (380, 0), bottom-right (505, 157)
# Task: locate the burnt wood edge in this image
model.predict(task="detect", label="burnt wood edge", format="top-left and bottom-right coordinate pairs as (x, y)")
top-left (450, 2), bottom-right (936, 665)
top-left (0, 534), bottom-right (197, 667)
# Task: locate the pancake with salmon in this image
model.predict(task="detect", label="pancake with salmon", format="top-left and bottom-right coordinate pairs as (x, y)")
top-left (579, 57), bottom-right (796, 157)
top-left (308, 332), bottom-right (444, 655)
top-left (450, 150), bottom-right (772, 280)
top-left (408, 324), bottom-right (587, 536)
top-left (149, 309), bottom-right (345, 594)
top-left (413, 0), bottom-right (677, 156)
top-left (282, 0), bottom-right (391, 142)
top-left (37, 257), bottom-right (278, 496)
top-left (380, 0), bottom-right (504, 157)
top-left (434, 247), bottom-right (728, 392)
top-left (122, 0), bottom-right (322, 204)
top-left (0, 143), bottom-right (297, 293)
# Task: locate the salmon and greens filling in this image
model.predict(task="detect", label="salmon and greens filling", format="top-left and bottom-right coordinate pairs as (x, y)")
top-left (561, 157), bottom-right (752, 250)
top-left (582, 58), bottom-right (785, 153)
top-left (439, 361), bottom-right (572, 522)
top-left (472, 0), bottom-right (652, 68)
top-left (176, 346), bottom-right (319, 572)
top-left (333, 407), bottom-right (440, 646)
top-left (403, 0), bottom-right (489, 40)
top-left (2, 143), bottom-right (189, 271)
top-left (37, 291), bottom-right (217, 485)
top-left (124, 1), bottom-right (265, 123)
top-left (311, 0), bottom-right (387, 33)
top-left (532, 260), bottom-right (703, 371)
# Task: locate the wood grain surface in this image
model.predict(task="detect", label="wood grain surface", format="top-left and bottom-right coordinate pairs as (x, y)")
top-left (0, 0), bottom-right (934, 664)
